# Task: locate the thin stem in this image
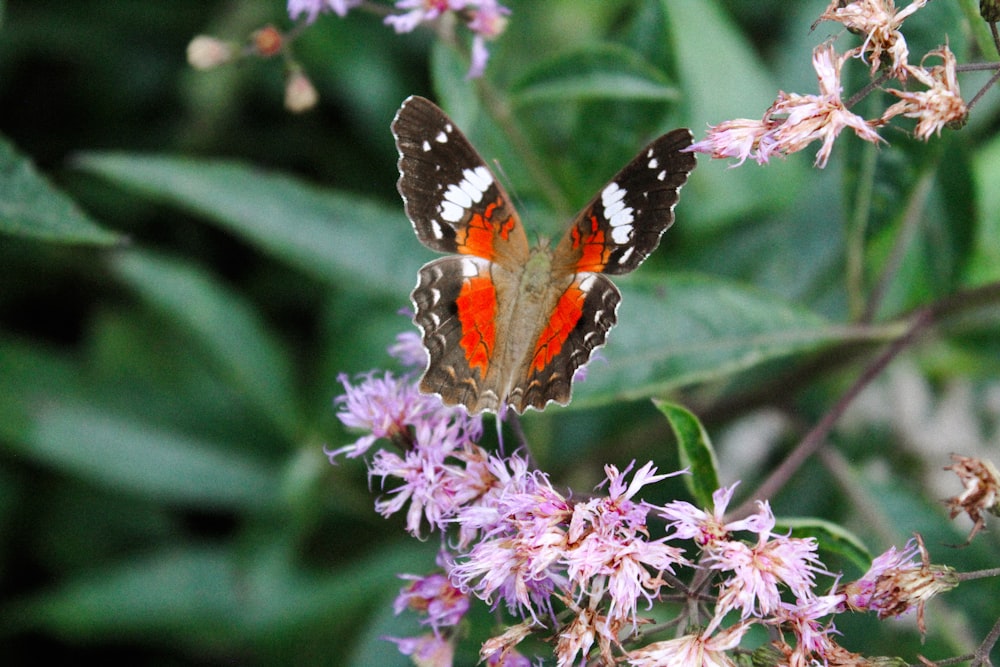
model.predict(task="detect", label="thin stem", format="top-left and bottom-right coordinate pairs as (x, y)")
top-left (727, 307), bottom-right (934, 521)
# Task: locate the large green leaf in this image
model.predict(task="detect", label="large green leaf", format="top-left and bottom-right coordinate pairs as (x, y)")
top-left (0, 136), bottom-right (119, 245)
top-left (571, 273), bottom-right (887, 408)
top-left (510, 43), bottom-right (681, 106)
top-left (110, 250), bottom-right (301, 438)
top-left (9, 540), bottom-right (435, 649)
top-left (18, 402), bottom-right (277, 510)
top-left (73, 153), bottom-right (421, 295)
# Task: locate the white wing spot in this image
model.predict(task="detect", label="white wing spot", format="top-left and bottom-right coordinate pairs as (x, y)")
top-left (602, 182), bottom-right (635, 233)
top-left (648, 157), bottom-right (659, 169)
top-left (430, 219), bottom-right (446, 239)
top-left (422, 140), bottom-right (432, 152)
top-left (460, 257), bottom-right (480, 277)
top-left (444, 183), bottom-right (472, 209)
top-left (578, 274), bottom-right (596, 291)
top-left (617, 246), bottom-right (635, 265)
top-left (440, 200), bottom-right (465, 222)
top-left (435, 130), bottom-right (448, 143)
top-left (657, 170), bottom-right (666, 181)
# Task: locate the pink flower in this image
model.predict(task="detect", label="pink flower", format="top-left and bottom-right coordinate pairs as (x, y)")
top-left (688, 43), bottom-right (884, 168)
top-left (686, 118), bottom-right (777, 166)
top-left (765, 42), bottom-right (884, 167)
top-left (385, 0), bottom-right (467, 33)
top-left (883, 45), bottom-right (968, 140)
top-left (625, 621), bottom-right (750, 667)
top-left (386, 633), bottom-right (454, 667)
top-left (660, 482), bottom-right (764, 548)
top-left (706, 503), bottom-right (828, 619)
top-left (562, 463), bottom-right (689, 629)
top-left (395, 568), bottom-right (470, 633)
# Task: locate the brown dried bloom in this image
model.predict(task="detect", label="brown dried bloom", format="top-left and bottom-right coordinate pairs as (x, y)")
top-left (842, 534), bottom-right (957, 637)
top-left (882, 46), bottom-right (968, 140)
top-left (943, 454), bottom-right (1000, 542)
top-left (817, 0), bottom-right (930, 78)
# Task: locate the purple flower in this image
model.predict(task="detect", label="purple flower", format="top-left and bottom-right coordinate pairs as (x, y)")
top-left (395, 567), bottom-right (470, 634)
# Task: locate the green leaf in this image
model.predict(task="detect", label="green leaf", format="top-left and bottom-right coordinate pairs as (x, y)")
top-left (19, 402), bottom-right (277, 510)
top-left (10, 540), bottom-right (435, 649)
top-left (653, 400), bottom-right (719, 507)
top-left (73, 153), bottom-right (421, 295)
top-left (111, 250), bottom-right (301, 438)
top-left (0, 136), bottom-right (119, 245)
top-left (966, 131), bottom-right (1000, 286)
top-left (572, 273), bottom-right (886, 408)
top-left (510, 44), bottom-right (681, 106)
top-left (778, 517), bottom-right (871, 574)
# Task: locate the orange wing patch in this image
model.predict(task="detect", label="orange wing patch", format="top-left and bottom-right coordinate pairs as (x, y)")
top-left (531, 282), bottom-right (586, 373)
top-left (455, 273), bottom-right (498, 376)
top-left (456, 196), bottom-right (516, 259)
top-left (569, 215), bottom-right (612, 272)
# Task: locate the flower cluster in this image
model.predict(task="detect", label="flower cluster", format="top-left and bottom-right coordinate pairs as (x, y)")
top-left (688, 0), bottom-right (968, 167)
top-left (330, 334), bottom-right (961, 666)
top-left (288, 0), bottom-right (510, 78)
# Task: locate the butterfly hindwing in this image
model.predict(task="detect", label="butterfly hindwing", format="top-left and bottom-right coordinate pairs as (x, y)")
top-left (553, 128), bottom-right (696, 276)
top-left (392, 95), bottom-right (529, 265)
top-left (412, 254), bottom-right (510, 413)
top-left (509, 273), bottom-right (621, 412)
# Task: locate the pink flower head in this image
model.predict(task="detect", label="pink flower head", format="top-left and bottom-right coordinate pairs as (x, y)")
top-left (386, 0), bottom-right (466, 33)
top-left (660, 482), bottom-right (763, 549)
top-left (765, 42), bottom-right (884, 167)
top-left (685, 118), bottom-right (778, 166)
top-left (466, 0), bottom-right (510, 78)
top-left (707, 504), bottom-right (828, 619)
top-left (448, 461), bottom-right (572, 622)
top-left (288, 0), bottom-right (362, 23)
top-left (395, 568), bottom-right (470, 634)
top-left (563, 463), bottom-right (689, 630)
top-left (625, 621), bottom-right (750, 667)
top-left (386, 633), bottom-right (454, 667)
top-left (883, 45), bottom-right (967, 140)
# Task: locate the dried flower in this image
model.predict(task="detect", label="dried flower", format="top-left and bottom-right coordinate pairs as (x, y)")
top-left (943, 454), bottom-right (1000, 542)
top-left (883, 45), bottom-right (968, 140)
top-left (842, 535), bottom-right (957, 635)
top-left (817, 0), bottom-right (930, 77)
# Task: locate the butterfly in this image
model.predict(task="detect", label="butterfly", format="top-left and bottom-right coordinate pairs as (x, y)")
top-left (392, 95), bottom-right (696, 414)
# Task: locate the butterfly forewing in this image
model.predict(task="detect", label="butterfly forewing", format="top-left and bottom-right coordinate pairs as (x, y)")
top-left (553, 128), bottom-right (696, 276)
top-left (392, 95), bottom-right (529, 265)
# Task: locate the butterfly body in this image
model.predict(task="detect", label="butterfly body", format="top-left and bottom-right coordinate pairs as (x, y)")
top-left (393, 96), bottom-right (695, 414)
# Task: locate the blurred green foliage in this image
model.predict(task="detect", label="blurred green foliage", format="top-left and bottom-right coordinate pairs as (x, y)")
top-left (1, 0), bottom-right (999, 664)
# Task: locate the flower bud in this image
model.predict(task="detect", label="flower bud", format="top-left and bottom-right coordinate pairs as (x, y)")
top-left (284, 69), bottom-right (318, 113)
top-left (186, 35), bottom-right (234, 70)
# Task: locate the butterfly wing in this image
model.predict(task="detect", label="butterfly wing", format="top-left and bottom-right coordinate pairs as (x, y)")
top-left (393, 96), bottom-right (530, 413)
top-left (392, 95), bottom-right (529, 263)
top-left (506, 129), bottom-right (696, 410)
top-left (552, 128), bottom-right (696, 275)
